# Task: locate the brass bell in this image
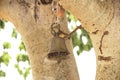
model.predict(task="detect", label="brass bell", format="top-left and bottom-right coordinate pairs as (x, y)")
top-left (48, 35), bottom-right (70, 60)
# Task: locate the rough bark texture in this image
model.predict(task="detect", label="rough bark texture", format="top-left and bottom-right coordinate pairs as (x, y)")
top-left (0, 0), bottom-right (79, 80)
top-left (1, 0), bottom-right (120, 80)
top-left (60, 0), bottom-right (120, 80)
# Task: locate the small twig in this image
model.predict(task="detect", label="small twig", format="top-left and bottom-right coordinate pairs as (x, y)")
top-left (64, 25), bottom-right (82, 39)
top-left (51, 25), bottom-right (82, 39)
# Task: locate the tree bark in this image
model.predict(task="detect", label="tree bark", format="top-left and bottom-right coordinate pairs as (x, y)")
top-left (60, 0), bottom-right (120, 80)
top-left (0, 0), bottom-right (79, 80)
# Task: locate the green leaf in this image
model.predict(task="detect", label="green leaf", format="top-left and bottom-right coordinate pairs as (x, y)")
top-left (15, 64), bottom-right (30, 79)
top-left (24, 67), bottom-right (30, 79)
top-left (11, 28), bottom-right (17, 38)
top-left (14, 64), bottom-right (23, 75)
top-left (72, 32), bottom-right (84, 55)
top-left (0, 70), bottom-right (5, 77)
top-left (80, 28), bottom-right (93, 51)
top-left (1, 52), bottom-right (11, 66)
top-left (16, 54), bottom-right (29, 63)
top-left (66, 11), bottom-right (77, 22)
top-left (0, 57), bottom-right (3, 64)
top-left (72, 32), bottom-right (80, 47)
top-left (0, 20), bottom-right (5, 30)
top-left (78, 44), bottom-right (84, 55)
top-left (83, 45), bottom-right (90, 51)
top-left (3, 42), bottom-right (11, 49)
top-left (71, 28), bottom-right (93, 55)
top-left (19, 42), bottom-right (26, 51)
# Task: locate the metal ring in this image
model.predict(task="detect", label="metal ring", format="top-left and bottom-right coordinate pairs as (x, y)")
top-left (51, 23), bottom-right (60, 36)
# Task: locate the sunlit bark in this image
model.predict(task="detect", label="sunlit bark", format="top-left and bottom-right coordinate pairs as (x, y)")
top-left (60, 0), bottom-right (120, 80)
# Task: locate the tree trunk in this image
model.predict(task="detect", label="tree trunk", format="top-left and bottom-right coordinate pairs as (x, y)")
top-left (0, 0), bottom-right (79, 80)
top-left (60, 0), bottom-right (120, 80)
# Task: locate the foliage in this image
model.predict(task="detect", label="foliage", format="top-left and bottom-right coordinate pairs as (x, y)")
top-left (0, 52), bottom-right (11, 66)
top-left (0, 20), bottom-right (5, 30)
top-left (0, 51), bottom-right (11, 77)
top-left (15, 53), bottom-right (30, 80)
top-left (11, 28), bottom-right (17, 38)
top-left (16, 54), bottom-right (29, 63)
top-left (0, 27), bottom-right (11, 77)
top-left (15, 64), bottom-right (30, 80)
top-left (0, 70), bottom-right (5, 77)
top-left (66, 11), bottom-right (77, 22)
top-left (67, 12), bottom-right (93, 55)
top-left (3, 42), bottom-right (11, 49)
top-left (72, 29), bottom-right (93, 55)
top-left (0, 52), bottom-right (11, 77)
top-left (19, 42), bottom-right (26, 51)
top-left (0, 21), bottom-right (30, 79)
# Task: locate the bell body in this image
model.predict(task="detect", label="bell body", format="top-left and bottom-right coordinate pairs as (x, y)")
top-left (48, 36), bottom-right (70, 60)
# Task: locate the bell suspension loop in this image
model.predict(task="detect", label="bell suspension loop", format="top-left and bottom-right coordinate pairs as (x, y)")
top-left (50, 22), bottom-right (60, 36)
